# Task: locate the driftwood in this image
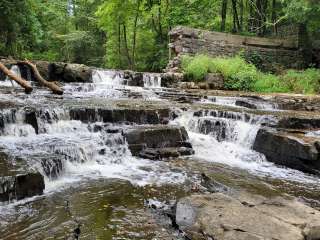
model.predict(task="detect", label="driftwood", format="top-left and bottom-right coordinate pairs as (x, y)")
top-left (19, 61), bottom-right (63, 95)
top-left (0, 62), bottom-right (33, 93)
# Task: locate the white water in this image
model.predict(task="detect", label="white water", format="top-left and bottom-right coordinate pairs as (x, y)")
top-left (0, 119), bottom-right (186, 190)
top-left (1, 67), bottom-right (319, 201)
top-left (143, 73), bottom-right (162, 88)
top-left (63, 69), bottom-right (162, 100)
top-left (171, 110), bottom-right (320, 184)
top-left (200, 95), bottom-right (278, 110)
top-left (306, 130), bottom-right (320, 138)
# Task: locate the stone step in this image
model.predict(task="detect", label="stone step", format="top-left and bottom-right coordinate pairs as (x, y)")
top-left (253, 128), bottom-right (320, 175)
top-left (70, 107), bottom-right (170, 125)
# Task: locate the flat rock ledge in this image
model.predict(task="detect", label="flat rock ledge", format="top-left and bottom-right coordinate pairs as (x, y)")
top-left (123, 125), bottom-right (194, 160)
top-left (253, 128), bottom-right (320, 175)
top-left (176, 192), bottom-right (320, 240)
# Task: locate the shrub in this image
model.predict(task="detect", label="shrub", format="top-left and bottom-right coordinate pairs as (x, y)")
top-left (182, 54), bottom-right (212, 81)
top-left (282, 69), bottom-right (320, 94)
top-left (253, 73), bottom-right (289, 93)
top-left (181, 54), bottom-right (320, 94)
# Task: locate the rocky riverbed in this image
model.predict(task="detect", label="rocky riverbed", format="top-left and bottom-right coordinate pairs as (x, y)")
top-left (0, 65), bottom-right (320, 239)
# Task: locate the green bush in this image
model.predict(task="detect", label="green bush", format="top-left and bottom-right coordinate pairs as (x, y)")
top-left (253, 73), bottom-right (289, 93)
top-left (182, 55), bottom-right (212, 81)
top-left (282, 69), bottom-right (320, 94)
top-left (182, 55), bottom-right (258, 90)
top-left (181, 54), bottom-right (320, 94)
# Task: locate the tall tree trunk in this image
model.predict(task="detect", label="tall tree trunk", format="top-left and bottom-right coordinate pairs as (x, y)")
top-left (132, 0), bottom-right (141, 69)
top-left (239, 0), bottom-right (244, 30)
top-left (271, 0), bottom-right (277, 34)
top-left (248, 0), bottom-right (254, 32)
top-left (221, 0), bottom-right (228, 31)
top-left (158, 0), bottom-right (163, 43)
top-left (123, 25), bottom-right (133, 69)
top-left (117, 19), bottom-right (121, 67)
top-left (256, 0), bottom-right (268, 36)
top-left (231, 0), bottom-right (241, 32)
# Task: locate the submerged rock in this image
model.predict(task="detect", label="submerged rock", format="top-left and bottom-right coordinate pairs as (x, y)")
top-left (253, 128), bottom-right (320, 175)
top-left (175, 192), bottom-right (320, 240)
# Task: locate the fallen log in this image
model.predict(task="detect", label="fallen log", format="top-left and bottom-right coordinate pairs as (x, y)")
top-left (20, 61), bottom-right (63, 95)
top-left (0, 62), bottom-right (33, 94)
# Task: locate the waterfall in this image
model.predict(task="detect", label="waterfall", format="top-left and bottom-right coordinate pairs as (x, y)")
top-left (143, 73), bottom-right (161, 88)
top-left (92, 70), bottom-right (126, 85)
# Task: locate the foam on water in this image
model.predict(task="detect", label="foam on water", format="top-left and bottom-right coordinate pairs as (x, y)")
top-left (200, 96), bottom-right (278, 110)
top-left (172, 110), bottom-right (320, 184)
top-left (0, 119), bottom-right (186, 193)
top-left (306, 130), bottom-right (320, 138)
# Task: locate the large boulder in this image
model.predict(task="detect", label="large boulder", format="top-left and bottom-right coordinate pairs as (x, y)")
top-left (48, 62), bottom-right (93, 83)
top-left (176, 192), bottom-right (320, 240)
top-left (253, 128), bottom-right (320, 174)
top-left (123, 125), bottom-right (194, 159)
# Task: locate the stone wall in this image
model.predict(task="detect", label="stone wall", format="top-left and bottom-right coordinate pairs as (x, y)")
top-left (166, 26), bottom-right (306, 73)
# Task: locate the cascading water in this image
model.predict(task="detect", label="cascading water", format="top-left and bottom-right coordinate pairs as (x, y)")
top-left (200, 95), bottom-right (278, 110)
top-left (143, 73), bottom-right (162, 88)
top-left (171, 109), bottom-right (320, 183)
top-left (63, 69), bottom-right (162, 100)
top-left (1, 65), bottom-right (320, 239)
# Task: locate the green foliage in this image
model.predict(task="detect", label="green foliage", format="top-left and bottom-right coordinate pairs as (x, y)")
top-left (182, 55), bottom-right (212, 81)
top-left (0, 0), bottom-right (319, 72)
top-left (182, 55), bottom-right (320, 94)
top-left (282, 68), bottom-right (320, 94)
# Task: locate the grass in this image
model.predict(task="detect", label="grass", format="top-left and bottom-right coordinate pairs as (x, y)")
top-left (181, 54), bottom-right (320, 94)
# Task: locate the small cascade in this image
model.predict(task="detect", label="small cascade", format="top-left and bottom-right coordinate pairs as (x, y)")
top-left (92, 69), bottom-right (126, 85)
top-left (194, 109), bottom-right (277, 126)
top-left (171, 110), bottom-right (268, 168)
top-left (201, 96), bottom-right (278, 110)
top-left (143, 73), bottom-right (162, 88)
top-left (185, 113), bottom-right (262, 148)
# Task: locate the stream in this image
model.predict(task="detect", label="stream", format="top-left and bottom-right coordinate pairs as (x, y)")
top-left (0, 68), bottom-right (320, 239)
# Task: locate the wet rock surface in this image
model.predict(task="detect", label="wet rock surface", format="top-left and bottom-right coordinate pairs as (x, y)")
top-left (0, 172), bottom-right (45, 202)
top-left (70, 107), bottom-right (170, 125)
top-left (175, 192), bottom-right (320, 240)
top-left (124, 125), bottom-right (194, 159)
top-left (253, 128), bottom-right (320, 175)
top-left (1, 64), bottom-right (320, 240)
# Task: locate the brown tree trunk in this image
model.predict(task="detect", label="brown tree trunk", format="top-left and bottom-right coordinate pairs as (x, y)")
top-left (123, 25), bottom-right (133, 69)
top-left (221, 0), bottom-right (228, 31)
top-left (132, 0), bottom-right (141, 69)
top-left (271, 0), bottom-right (277, 34)
top-left (231, 0), bottom-right (241, 32)
top-left (20, 61), bottom-right (63, 95)
top-left (0, 63), bottom-right (33, 94)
